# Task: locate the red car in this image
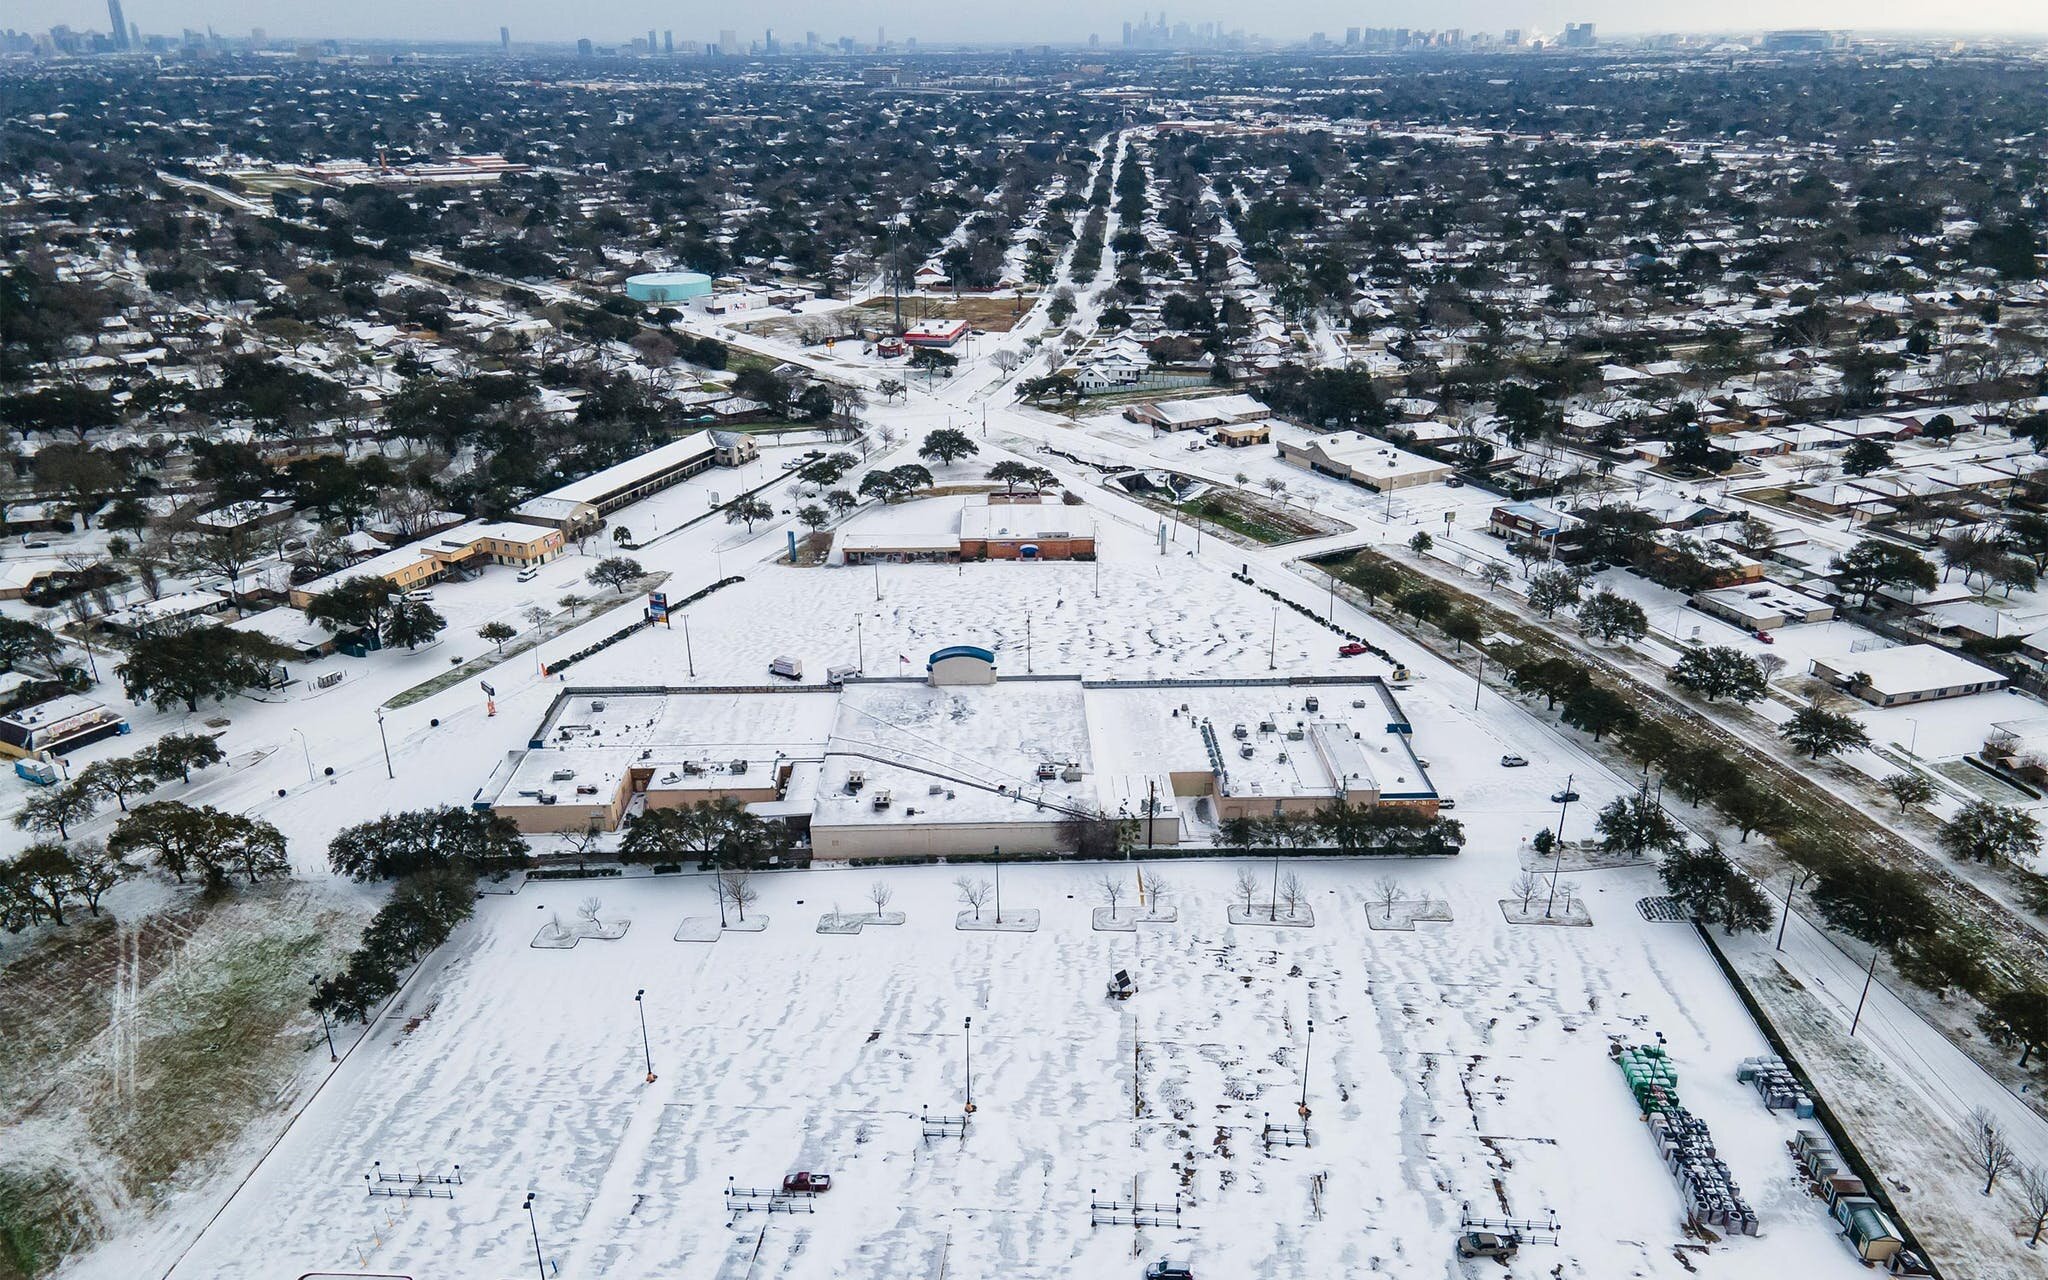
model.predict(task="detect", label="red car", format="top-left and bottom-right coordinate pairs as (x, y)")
top-left (782, 1172), bottom-right (832, 1194)
top-left (1754, 630), bottom-right (1775, 644)
top-left (1338, 642), bottom-right (1368, 657)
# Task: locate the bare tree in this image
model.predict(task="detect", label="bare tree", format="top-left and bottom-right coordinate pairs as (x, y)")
top-left (1971, 1107), bottom-right (2018, 1196)
top-left (868, 880), bottom-right (894, 917)
top-left (1371, 874), bottom-right (1402, 923)
top-left (1280, 871), bottom-right (1307, 920)
top-left (955, 874), bottom-right (993, 921)
top-left (1142, 871), bottom-right (1173, 915)
top-left (1097, 871), bottom-right (1126, 920)
top-left (1512, 870), bottom-right (1544, 911)
top-left (718, 869), bottom-right (759, 923)
top-left (1233, 867), bottom-right (1259, 915)
top-left (577, 896), bottom-right (604, 926)
top-left (2021, 1163), bottom-right (2048, 1248)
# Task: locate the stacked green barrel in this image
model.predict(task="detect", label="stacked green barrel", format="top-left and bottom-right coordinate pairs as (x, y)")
top-left (1613, 1043), bottom-right (1758, 1236)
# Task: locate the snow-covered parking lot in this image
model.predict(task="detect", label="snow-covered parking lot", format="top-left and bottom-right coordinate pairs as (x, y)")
top-left (166, 858), bottom-right (1872, 1280)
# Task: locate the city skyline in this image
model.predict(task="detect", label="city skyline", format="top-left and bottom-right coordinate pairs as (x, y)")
top-left (9, 0), bottom-right (2048, 45)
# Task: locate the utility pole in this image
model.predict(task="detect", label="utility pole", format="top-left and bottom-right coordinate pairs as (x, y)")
top-left (1268, 606), bottom-right (1278, 670)
top-left (1544, 773), bottom-right (1574, 918)
top-left (310, 975), bottom-right (337, 1061)
top-left (1026, 616), bottom-right (1032, 673)
top-left (1775, 871), bottom-right (1815, 952)
top-left (375, 708), bottom-right (393, 780)
top-left (855, 612), bottom-right (864, 670)
top-left (1849, 946), bottom-right (1881, 1037)
top-left (1146, 778), bottom-right (1156, 849)
top-left (992, 849), bottom-right (1002, 923)
top-left (683, 614), bottom-right (695, 678)
top-left (1472, 653), bottom-right (1484, 710)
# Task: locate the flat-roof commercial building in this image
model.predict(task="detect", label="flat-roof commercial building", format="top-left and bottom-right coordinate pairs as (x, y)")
top-left (482, 675), bottom-right (1438, 856)
top-left (511, 429), bottom-right (756, 535)
top-left (1693, 583), bottom-right (1836, 631)
top-left (838, 497), bottom-right (1096, 563)
top-left (288, 519), bottom-right (564, 607)
top-left (1278, 433), bottom-right (1453, 492)
top-left (958, 500), bottom-right (1096, 560)
top-left (1809, 644), bottom-right (2009, 707)
top-left (0, 695), bottom-right (128, 759)
top-left (902, 318), bottom-right (970, 348)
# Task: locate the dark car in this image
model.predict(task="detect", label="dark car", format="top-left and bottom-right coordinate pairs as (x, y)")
top-left (781, 1172), bottom-right (832, 1193)
top-left (1550, 789), bottom-right (1581, 803)
top-left (1144, 1261), bottom-right (1194, 1280)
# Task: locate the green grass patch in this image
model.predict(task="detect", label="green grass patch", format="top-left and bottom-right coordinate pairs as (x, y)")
top-left (0, 1167), bottom-right (91, 1280)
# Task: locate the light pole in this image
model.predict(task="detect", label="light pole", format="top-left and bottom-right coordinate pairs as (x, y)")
top-left (1472, 652), bottom-right (1484, 710)
top-left (1297, 1018), bottom-right (1314, 1118)
top-left (992, 849), bottom-right (1002, 924)
top-left (289, 728), bottom-right (314, 783)
top-left (523, 1193), bottom-right (545, 1280)
top-left (636, 989), bottom-right (655, 1083)
top-left (1268, 606), bottom-right (1278, 670)
top-left (1774, 870), bottom-right (1816, 952)
top-left (963, 1016), bottom-right (975, 1114)
top-left (1544, 773), bottom-right (1574, 918)
top-left (309, 975), bottom-right (336, 1062)
top-left (682, 614), bottom-right (695, 678)
top-left (375, 707), bottom-right (393, 780)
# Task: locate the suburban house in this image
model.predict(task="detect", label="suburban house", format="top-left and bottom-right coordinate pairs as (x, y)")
top-left (1808, 644), bottom-right (2009, 707)
top-left (1488, 501), bottom-right (1583, 547)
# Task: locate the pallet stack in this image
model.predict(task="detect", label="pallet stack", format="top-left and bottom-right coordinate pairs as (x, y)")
top-left (1615, 1044), bottom-right (1760, 1237)
top-left (1737, 1055), bottom-right (1815, 1118)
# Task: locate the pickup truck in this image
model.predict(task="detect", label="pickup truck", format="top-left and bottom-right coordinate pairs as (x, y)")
top-left (781, 1171), bottom-right (832, 1194)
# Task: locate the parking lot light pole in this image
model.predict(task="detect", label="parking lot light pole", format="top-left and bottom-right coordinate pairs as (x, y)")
top-left (636, 989), bottom-right (655, 1083)
top-left (1544, 775), bottom-right (1575, 919)
top-left (523, 1193), bottom-right (544, 1280)
top-left (963, 1016), bottom-right (975, 1114)
top-left (375, 707), bottom-right (393, 780)
top-left (1297, 1018), bottom-right (1314, 1119)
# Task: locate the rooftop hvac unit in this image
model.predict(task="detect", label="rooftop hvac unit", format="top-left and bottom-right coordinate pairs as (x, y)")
top-left (871, 789), bottom-right (893, 810)
top-left (1060, 765), bottom-right (1082, 782)
top-left (550, 768), bottom-right (576, 781)
top-left (591, 699), bottom-right (607, 711)
top-left (730, 759), bottom-right (748, 773)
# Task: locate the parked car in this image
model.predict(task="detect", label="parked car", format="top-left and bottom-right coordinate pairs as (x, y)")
top-left (1144, 1261), bottom-right (1195, 1280)
top-left (1550, 789), bottom-right (1581, 803)
top-left (1456, 1231), bottom-right (1519, 1259)
top-left (1499, 754), bottom-right (1529, 767)
top-left (1754, 630), bottom-right (1774, 644)
top-left (1437, 797), bottom-right (1456, 810)
top-left (781, 1171), bottom-right (832, 1194)
top-left (1339, 642), bottom-right (1368, 656)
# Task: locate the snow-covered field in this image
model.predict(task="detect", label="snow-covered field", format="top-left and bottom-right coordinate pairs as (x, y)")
top-left (157, 858), bottom-right (1873, 1280)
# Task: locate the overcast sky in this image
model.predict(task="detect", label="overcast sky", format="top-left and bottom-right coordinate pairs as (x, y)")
top-left (17, 0), bottom-right (2048, 44)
